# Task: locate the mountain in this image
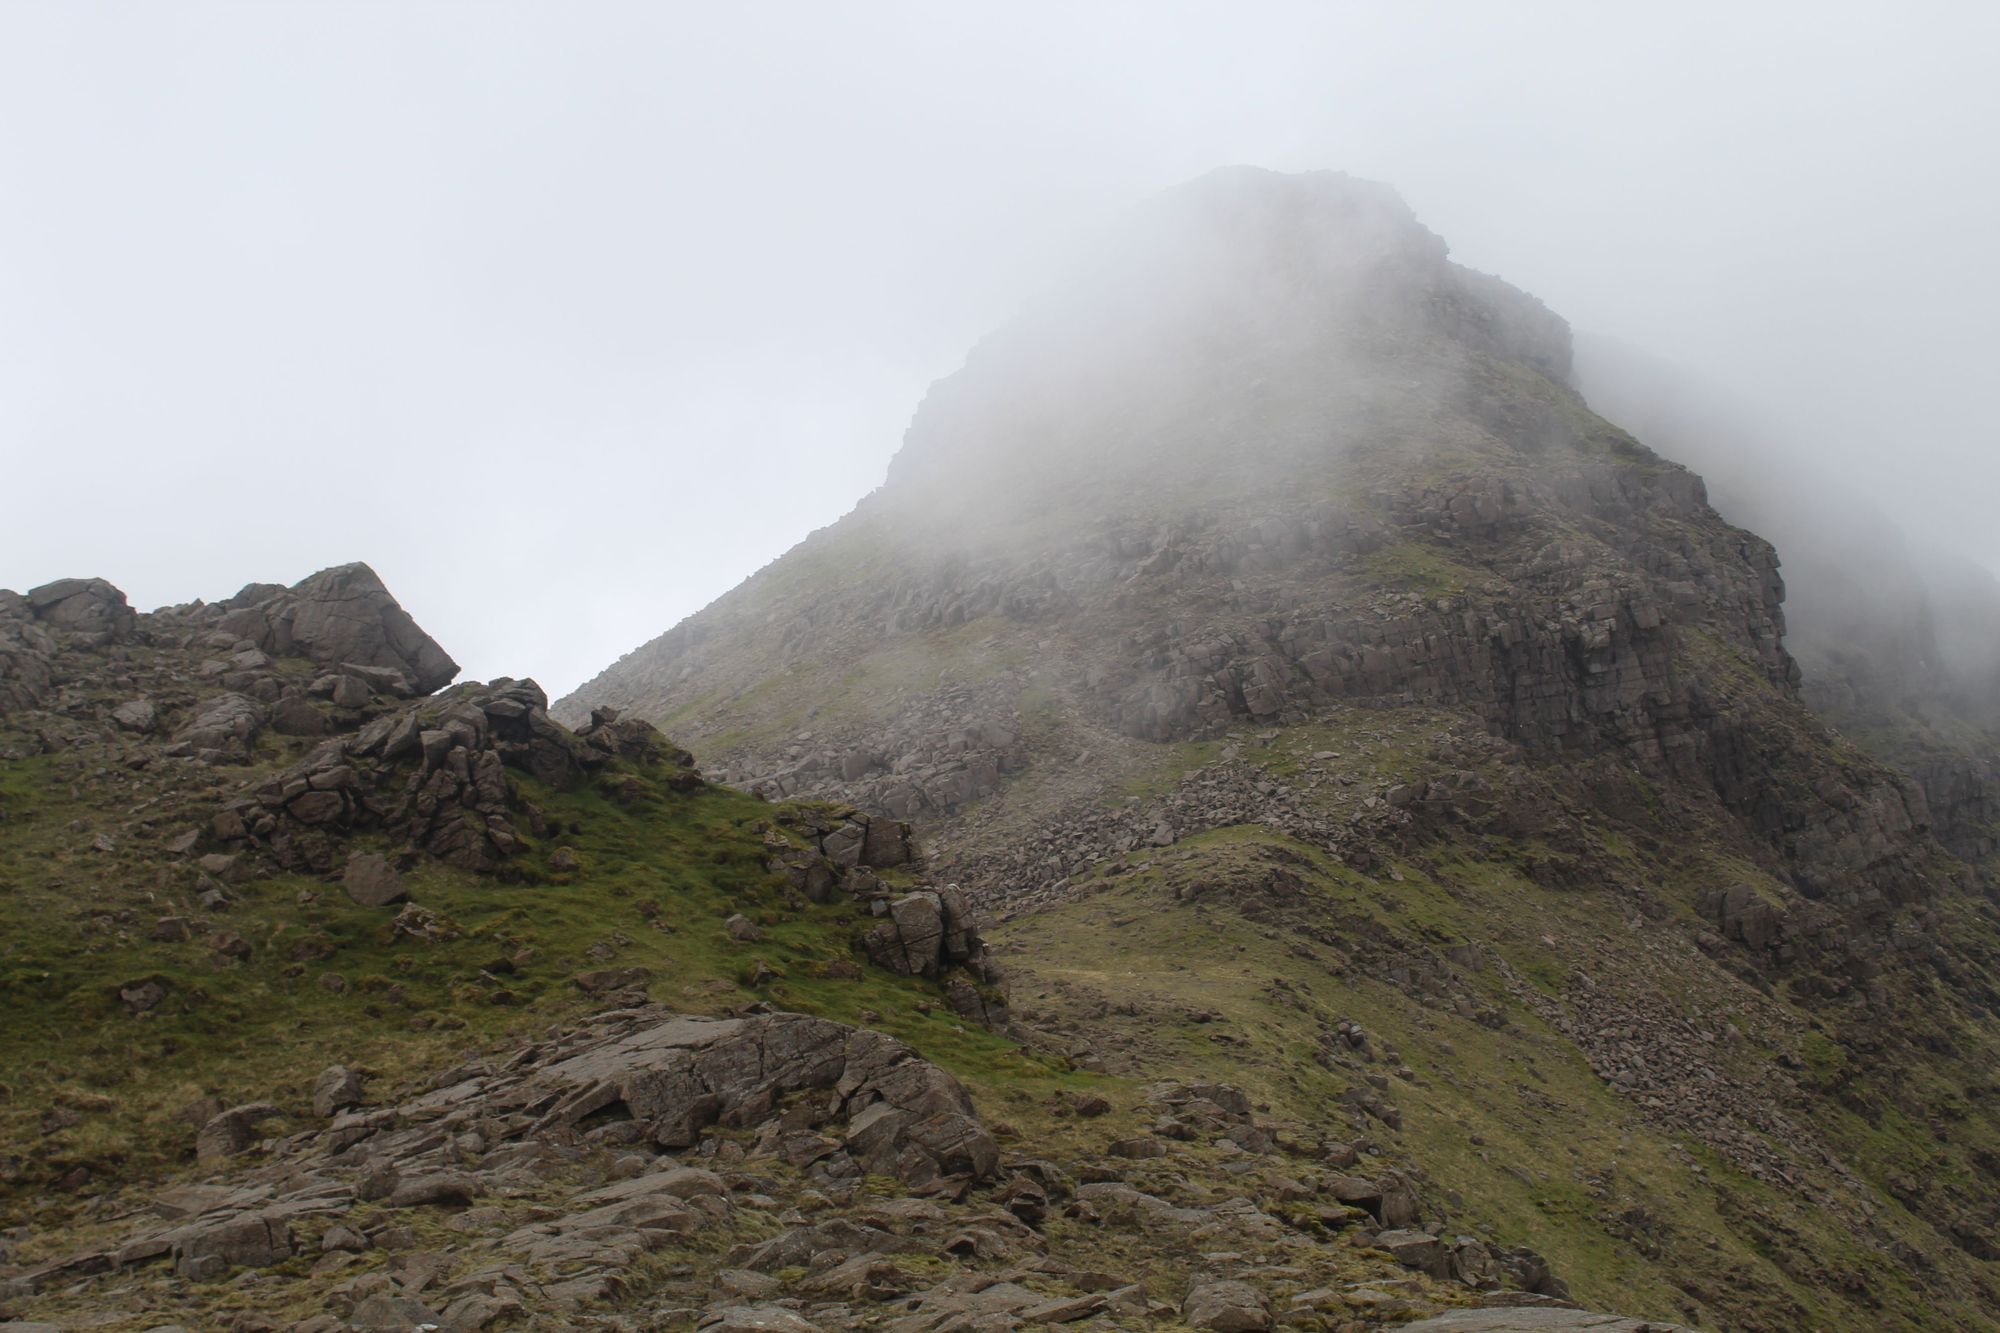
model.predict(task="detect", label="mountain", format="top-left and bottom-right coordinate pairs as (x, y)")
top-left (1570, 334), bottom-right (2000, 863)
top-left (560, 168), bottom-right (2000, 1329)
top-left (0, 560), bottom-right (1637, 1331)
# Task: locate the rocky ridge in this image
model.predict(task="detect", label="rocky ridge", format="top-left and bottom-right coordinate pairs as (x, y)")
top-left (556, 168), bottom-right (2000, 1329)
top-left (3, 562), bottom-right (1645, 1330)
top-left (6, 1000), bottom-right (1597, 1332)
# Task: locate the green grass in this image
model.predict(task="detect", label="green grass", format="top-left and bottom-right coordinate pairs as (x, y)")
top-left (1361, 541), bottom-right (1479, 597)
top-left (991, 814), bottom-right (2000, 1332)
top-left (0, 746), bottom-right (1059, 1219)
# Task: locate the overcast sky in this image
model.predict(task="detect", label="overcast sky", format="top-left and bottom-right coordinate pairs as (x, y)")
top-left (3, 2), bottom-right (1995, 697)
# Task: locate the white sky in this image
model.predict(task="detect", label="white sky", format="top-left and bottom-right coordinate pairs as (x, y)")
top-left (3, 2), bottom-right (1995, 697)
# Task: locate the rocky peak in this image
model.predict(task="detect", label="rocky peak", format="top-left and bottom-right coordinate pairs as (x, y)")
top-left (210, 561), bottom-right (459, 696)
top-left (884, 166), bottom-right (1568, 510)
top-left (1, 561), bottom-right (458, 731)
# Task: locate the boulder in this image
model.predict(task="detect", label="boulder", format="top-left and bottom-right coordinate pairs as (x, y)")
top-left (233, 563), bottom-right (457, 695)
top-left (175, 693), bottom-right (265, 757)
top-left (193, 1103), bottom-right (281, 1161)
top-left (1182, 1279), bottom-right (1271, 1332)
top-left (1377, 1227), bottom-right (1445, 1275)
top-left (343, 853), bottom-right (406, 907)
top-left (863, 889), bottom-right (984, 979)
top-left (311, 1065), bottom-right (364, 1117)
top-left (169, 1210), bottom-right (291, 1278)
top-left (109, 698), bottom-right (157, 734)
top-left (268, 694), bottom-right (326, 736)
top-left (25, 577), bottom-right (135, 640)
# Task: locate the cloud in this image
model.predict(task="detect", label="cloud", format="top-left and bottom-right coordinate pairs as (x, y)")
top-left (2, 2), bottom-right (1994, 694)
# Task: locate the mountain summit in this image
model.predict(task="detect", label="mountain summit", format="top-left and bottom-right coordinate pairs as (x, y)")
top-left (560, 169), bottom-right (2000, 1328)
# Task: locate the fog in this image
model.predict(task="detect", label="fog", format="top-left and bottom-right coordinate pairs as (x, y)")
top-left (3, 3), bottom-right (1995, 697)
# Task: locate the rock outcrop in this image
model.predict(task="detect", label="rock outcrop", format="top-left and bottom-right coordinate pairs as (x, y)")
top-left (4, 1008), bottom-right (1000, 1322)
top-left (206, 678), bottom-right (692, 873)
top-left (214, 562), bottom-right (458, 695)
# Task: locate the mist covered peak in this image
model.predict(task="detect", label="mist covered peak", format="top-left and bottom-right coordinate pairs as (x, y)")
top-left (883, 165), bottom-right (1568, 506)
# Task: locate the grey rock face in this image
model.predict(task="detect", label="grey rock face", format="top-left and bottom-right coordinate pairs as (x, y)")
top-left (25, 577), bottom-right (135, 640)
top-left (209, 677), bottom-right (667, 874)
top-left (532, 1012), bottom-right (999, 1188)
top-left (863, 888), bottom-right (984, 979)
top-left (220, 562), bottom-right (458, 695)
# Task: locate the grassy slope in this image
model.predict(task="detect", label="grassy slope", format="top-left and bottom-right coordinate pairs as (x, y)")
top-left (0, 746), bottom-right (1068, 1229)
top-left (993, 817), bottom-right (1999, 1332)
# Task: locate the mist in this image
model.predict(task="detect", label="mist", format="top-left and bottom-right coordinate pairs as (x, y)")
top-left (3, 2), bottom-right (1995, 697)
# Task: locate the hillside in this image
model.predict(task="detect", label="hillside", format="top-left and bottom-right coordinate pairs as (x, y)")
top-left (1, 563), bottom-right (1659, 1331)
top-left (560, 168), bottom-right (2000, 1331)
top-left (1571, 334), bottom-right (2000, 864)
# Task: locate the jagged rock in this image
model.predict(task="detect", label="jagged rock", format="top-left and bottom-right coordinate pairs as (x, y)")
top-left (864, 888), bottom-right (983, 979)
top-left (26, 577), bottom-right (135, 640)
top-left (391, 903), bottom-right (456, 942)
top-left (215, 677), bottom-right (659, 874)
top-left (311, 1066), bottom-right (364, 1118)
top-left (533, 1012), bottom-right (999, 1188)
top-left (220, 563), bottom-right (458, 695)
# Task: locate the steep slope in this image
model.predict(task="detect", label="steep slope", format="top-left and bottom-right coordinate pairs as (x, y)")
top-left (562, 168), bottom-right (2000, 1330)
top-left (2, 564), bottom-right (1616, 1331)
top-left (1571, 334), bottom-right (2000, 864)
